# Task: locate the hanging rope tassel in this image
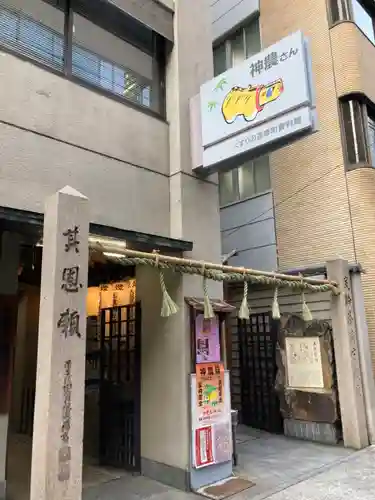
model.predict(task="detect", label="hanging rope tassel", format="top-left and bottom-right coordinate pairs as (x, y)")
top-left (159, 270), bottom-right (179, 317)
top-left (203, 272), bottom-right (215, 319)
top-left (155, 250), bottom-right (179, 317)
top-left (272, 286), bottom-right (281, 320)
top-left (238, 280), bottom-right (250, 320)
top-left (301, 290), bottom-right (313, 322)
top-left (300, 274), bottom-right (312, 322)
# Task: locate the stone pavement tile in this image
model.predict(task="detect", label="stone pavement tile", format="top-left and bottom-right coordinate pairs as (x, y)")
top-left (83, 474), bottom-right (200, 500)
top-left (233, 446), bottom-right (375, 500)
top-left (233, 428), bottom-right (355, 499)
top-left (151, 490), bottom-right (201, 499)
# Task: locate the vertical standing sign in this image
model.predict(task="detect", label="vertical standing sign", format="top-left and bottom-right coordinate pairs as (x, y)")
top-left (191, 313), bottom-right (232, 469)
top-left (30, 186), bottom-right (89, 500)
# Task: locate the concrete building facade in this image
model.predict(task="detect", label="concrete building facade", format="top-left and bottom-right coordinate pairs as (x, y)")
top-left (212, 0), bottom-right (375, 370)
top-left (0, 0), bottom-right (223, 497)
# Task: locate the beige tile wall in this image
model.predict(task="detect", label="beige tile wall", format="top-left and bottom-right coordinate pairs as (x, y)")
top-left (330, 21), bottom-right (375, 369)
top-left (260, 0), bottom-right (355, 271)
top-left (331, 21), bottom-right (375, 103)
top-left (259, 0), bottom-right (375, 370)
top-left (347, 168), bottom-right (375, 370)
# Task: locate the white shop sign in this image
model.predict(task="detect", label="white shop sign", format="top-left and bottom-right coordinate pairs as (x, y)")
top-left (193, 31), bottom-right (316, 171)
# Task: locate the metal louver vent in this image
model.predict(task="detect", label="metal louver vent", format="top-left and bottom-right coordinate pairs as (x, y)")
top-left (0, 2), bottom-right (64, 71)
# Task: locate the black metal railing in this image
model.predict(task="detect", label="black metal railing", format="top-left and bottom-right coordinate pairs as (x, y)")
top-left (0, 2), bottom-right (154, 110)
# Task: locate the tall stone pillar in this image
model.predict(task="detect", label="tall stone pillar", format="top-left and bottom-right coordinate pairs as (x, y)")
top-left (30, 186), bottom-right (89, 500)
top-left (351, 270), bottom-right (375, 444)
top-left (137, 0), bottom-right (223, 490)
top-left (326, 258), bottom-right (368, 449)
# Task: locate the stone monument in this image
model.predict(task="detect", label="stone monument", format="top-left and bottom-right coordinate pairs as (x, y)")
top-left (30, 186), bottom-right (89, 500)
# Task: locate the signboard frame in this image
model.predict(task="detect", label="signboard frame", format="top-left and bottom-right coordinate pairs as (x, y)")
top-left (194, 30), bottom-right (317, 171)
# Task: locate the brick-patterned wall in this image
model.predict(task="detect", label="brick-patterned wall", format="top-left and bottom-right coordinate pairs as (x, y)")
top-left (347, 168), bottom-right (375, 370)
top-left (330, 21), bottom-right (375, 103)
top-left (259, 1), bottom-right (375, 371)
top-left (332, 23), bottom-right (375, 371)
top-left (260, 0), bottom-right (356, 270)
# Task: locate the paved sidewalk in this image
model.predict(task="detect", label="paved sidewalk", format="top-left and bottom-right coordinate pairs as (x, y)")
top-left (234, 445), bottom-right (375, 500)
top-left (233, 426), bottom-right (355, 499)
top-left (6, 429), bottom-right (370, 499)
top-left (82, 445), bottom-right (374, 500)
top-left (83, 474), bottom-right (199, 500)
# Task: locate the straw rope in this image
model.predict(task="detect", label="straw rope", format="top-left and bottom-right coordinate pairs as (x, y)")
top-left (104, 254), bottom-right (339, 295)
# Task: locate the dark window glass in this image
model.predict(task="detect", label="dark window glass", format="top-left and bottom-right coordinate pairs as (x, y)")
top-left (72, 44), bottom-right (100, 87)
top-left (219, 155), bottom-right (271, 206)
top-left (352, 0), bottom-right (375, 43)
top-left (231, 28), bottom-right (245, 68)
top-left (244, 17), bottom-right (261, 58)
top-left (341, 100), bottom-right (368, 164)
top-left (368, 111), bottom-right (375, 165)
top-left (213, 42), bottom-right (227, 77)
top-left (0, 0), bottom-right (64, 71)
top-left (254, 155), bottom-right (271, 193)
top-left (329, 0), bottom-right (350, 23)
top-left (330, 0), bottom-right (341, 23)
top-left (213, 16), bottom-right (261, 77)
top-left (238, 162), bottom-right (255, 199)
top-left (219, 170), bottom-right (237, 206)
top-left (72, 10), bottom-right (156, 110)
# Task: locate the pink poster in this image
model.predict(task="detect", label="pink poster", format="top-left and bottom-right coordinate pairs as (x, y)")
top-left (195, 314), bottom-right (221, 363)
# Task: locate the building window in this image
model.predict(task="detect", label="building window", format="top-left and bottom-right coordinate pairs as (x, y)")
top-left (0, 0), bottom-right (166, 114)
top-left (341, 99), bottom-right (375, 166)
top-left (218, 156), bottom-right (271, 206)
top-left (213, 16), bottom-right (261, 77)
top-left (0, 0), bottom-right (65, 71)
top-left (329, 0), bottom-right (375, 44)
top-left (329, 0), bottom-right (350, 23)
top-left (368, 110), bottom-right (375, 164)
top-left (72, 11), bottom-right (156, 109)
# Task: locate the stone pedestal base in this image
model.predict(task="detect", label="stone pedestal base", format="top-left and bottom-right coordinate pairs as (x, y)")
top-left (283, 419), bottom-right (339, 445)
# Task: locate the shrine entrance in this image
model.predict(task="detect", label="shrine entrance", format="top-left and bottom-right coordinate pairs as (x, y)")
top-left (98, 303), bottom-right (141, 471)
top-left (237, 312), bottom-right (283, 434)
top-left (4, 238), bottom-right (142, 498)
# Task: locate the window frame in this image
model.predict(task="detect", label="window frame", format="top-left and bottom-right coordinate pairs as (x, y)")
top-left (213, 15), bottom-right (261, 77)
top-left (350, 0), bottom-right (375, 43)
top-left (0, 0), bottom-right (166, 118)
top-left (218, 156), bottom-right (271, 207)
top-left (340, 97), bottom-right (375, 169)
top-left (365, 105), bottom-right (375, 165)
top-left (329, 0), bottom-right (375, 45)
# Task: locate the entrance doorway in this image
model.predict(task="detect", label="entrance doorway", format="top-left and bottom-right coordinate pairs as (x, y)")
top-left (237, 312), bottom-right (283, 433)
top-left (98, 304), bottom-right (141, 471)
top-left (5, 242), bottom-right (142, 498)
